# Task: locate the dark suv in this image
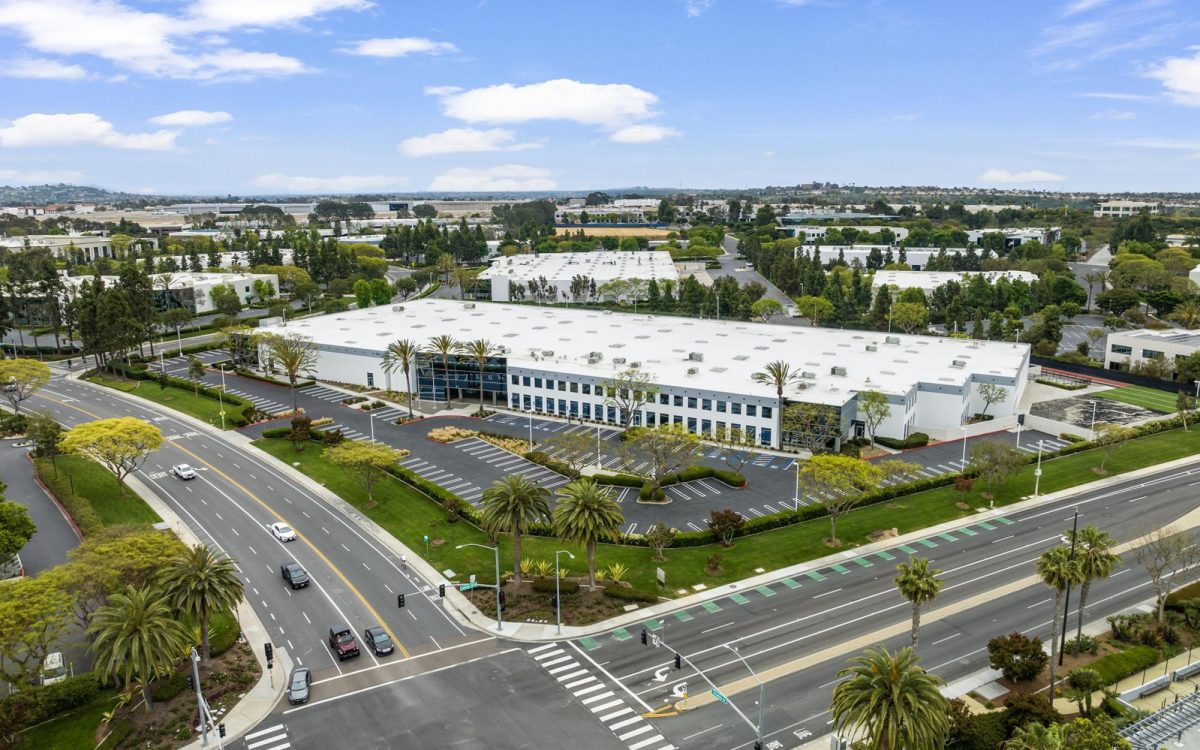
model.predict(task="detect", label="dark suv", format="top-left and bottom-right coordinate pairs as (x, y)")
top-left (280, 562), bottom-right (309, 589)
top-left (328, 626), bottom-right (360, 661)
top-left (363, 626), bottom-right (394, 656)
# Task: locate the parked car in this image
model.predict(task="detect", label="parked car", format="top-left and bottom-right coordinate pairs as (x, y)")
top-left (38, 652), bottom-right (67, 686)
top-left (280, 562), bottom-right (309, 589)
top-left (362, 626), bottom-right (394, 656)
top-left (328, 626), bottom-right (360, 661)
top-left (287, 666), bottom-right (311, 704)
top-left (269, 522), bottom-right (297, 542)
top-left (171, 464), bottom-right (197, 480)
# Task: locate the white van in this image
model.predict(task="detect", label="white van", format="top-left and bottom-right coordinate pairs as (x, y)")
top-left (39, 652), bottom-right (67, 686)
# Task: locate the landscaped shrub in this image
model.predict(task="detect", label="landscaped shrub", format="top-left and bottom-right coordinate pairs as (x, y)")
top-left (875, 432), bottom-right (929, 449)
top-left (261, 426), bottom-right (291, 439)
top-left (1037, 378), bottom-right (1087, 390)
top-left (1165, 580), bottom-right (1200, 610)
top-left (602, 586), bottom-right (659, 603)
top-left (208, 620), bottom-right (241, 657)
top-left (150, 670), bottom-right (188, 702)
top-left (97, 717), bottom-right (133, 750)
top-left (98, 361), bottom-right (256, 426)
top-left (340, 396), bottom-right (367, 405)
top-left (1088, 644), bottom-right (1160, 685)
top-left (531, 578), bottom-right (580, 595)
top-left (234, 369), bottom-right (314, 389)
top-left (522, 451), bottom-right (580, 479)
top-left (592, 472), bottom-right (644, 488)
top-left (638, 484), bottom-right (666, 503)
top-left (1059, 432), bottom-right (1087, 443)
top-left (712, 469), bottom-right (746, 487)
top-left (0, 673), bottom-right (100, 736)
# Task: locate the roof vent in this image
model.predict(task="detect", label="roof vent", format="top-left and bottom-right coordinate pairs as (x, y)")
top-left (688, 352), bottom-right (704, 361)
top-left (866, 344), bottom-right (878, 352)
top-left (885, 335), bottom-right (900, 344)
top-left (687, 367), bottom-right (699, 375)
top-left (542, 350), bottom-right (554, 357)
top-left (391, 305), bottom-right (404, 313)
top-left (831, 366), bottom-right (847, 376)
top-left (801, 371), bottom-right (817, 379)
top-left (629, 361), bottom-right (642, 368)
top-left (951, 359), bottom-right (966, 368)
top-left (613, 357), bottom-right (627, 365)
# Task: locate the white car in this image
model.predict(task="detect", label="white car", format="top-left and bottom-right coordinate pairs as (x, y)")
top-left (171, 464), bottom-right (197, 480)
top-left (270, 522), bottom-right (298, 542)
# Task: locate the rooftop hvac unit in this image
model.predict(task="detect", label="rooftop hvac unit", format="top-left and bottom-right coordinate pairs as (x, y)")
top-left (464, 302), bottom-right (475, 309)
top-left (951, 359), bottom-right (966, 368)
top-left (801, 371), bottom-right (817, 379)
top-left (686, 367), bottom-right (699, 375)
top-left (865, 345), bottom-right (878, 352)
top-left (587, 355), bottom-right (601, 364)
top-left (796, 382), bottom-right (810, 390)
top-left (613, 357), bottom-right (627, 365)
top-left (542, 350), bottom-right (554, 357)
top-left (629, 361), bottom-right (642, 368)
top-left (831, 366), bottom-right (847, 376)
top-left (885, 335), bottom-right (900, 344)
top-left (391, 305), bottom-right (405, 313)
top-left (589, 351), bottom-right (603, 360)
top-left (688, 352), bottom-right (704, 362)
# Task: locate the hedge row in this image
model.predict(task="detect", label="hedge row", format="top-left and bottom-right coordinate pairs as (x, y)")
top-left (0, 673), bottom-right (99, 735)
top-left (603, 586), bottom-right (660, 603)
top-left (99, 362), bottom-right (257, 427)
top-left (531, 578), bottom-right (580, 595)
top-left (1166, 580), bottom-right (1200, 611)
top-left (592, 472), bottom-right (643, 488)
top-left (876, 432), bottom-right (929, 449)
top-left (1089, 644), bottom-right (1160, 686)
top-left (234, 368), bottom-right (314, 389)
top-left (523, 451), bottom-right (581, 480)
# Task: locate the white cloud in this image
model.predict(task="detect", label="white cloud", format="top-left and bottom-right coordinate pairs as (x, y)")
top-left (150, 109), bottom-right (232, 126)
top-left (0, 168), bottom-right (86, 183)
top-left (184, 0), bottom-right (370, 31)
top-left (977, 168), bottom-right (1066, 183)
top-left (879, 113), bottom-right (919, 122)
top-left (344, 37), bottom-right (458, 58)
top-left (398, 128), bottom-right (539, 157)
top-left (685, 0), bottom-right (713, 17)
top-left (1089, 109), bottom-right (1136, 120)
top-left (0, 113), bottom-right (177, 150)
top-left (0, 57), bottom-right (87, 79)
top-left (436, 79), bottom-right (660, 129)
top-left (1077, 91), bottom-right (1154, 101)
top-left (1146, 49), bottom-right (1200, 106)
top-left (429, 165), bottom-right (555, 191)
top-left (423, 85), bottom-right (462, 96)
top-left (252, 173), bottom-right (402, 192)
top-left (609, 124), bottom-right (681, 143)
top-left (1064, 0), bottom-right (1110, 15)
top-left (1112, 136), bottom-right (1200, 150)
top-left (762, 149), bottom-right (775, 158)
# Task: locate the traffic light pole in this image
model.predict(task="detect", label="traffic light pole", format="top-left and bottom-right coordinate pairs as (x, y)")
top-left (192, 648), bottom-right (207, 747)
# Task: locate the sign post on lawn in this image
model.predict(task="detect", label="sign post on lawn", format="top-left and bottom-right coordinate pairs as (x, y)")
top-left (656, 567), bottom-right (666, 589)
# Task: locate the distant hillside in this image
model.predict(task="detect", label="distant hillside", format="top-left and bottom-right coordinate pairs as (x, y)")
top-left (0, 183), bottom-right (171, 206)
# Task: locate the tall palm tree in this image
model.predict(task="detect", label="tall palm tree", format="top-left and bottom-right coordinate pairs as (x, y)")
top-left (380, 338), bottom-right (419, 417)
top-left (894, 557), bottom-right (944, 654)
top-left (87, 583), bottom-right (193, 710)
top-left (460, 338), bottom-right (499, 415)
top-left (830, 645), bottom-right (950, 750)
top-left (1037, 545), bottom-right (1083, 695)
top-left (1004, 722), bottom-right (1064, 750)
top-left (1066, 526), bottom-right (1121, 643)
top-left (160, 545), bottom-right (244, 663)
top-left (1170, 298), bottom-right (1200, 329)
top-left (261, 332), bottom-right (320, 413)
top-left (751, 360), bottom-right (798, 450)
top-left (425, 334), bottom-right (458, 407)
top-left (552, 479), bottom-right (624, 590)
top-left (480, 475), bottom-right (551, 584)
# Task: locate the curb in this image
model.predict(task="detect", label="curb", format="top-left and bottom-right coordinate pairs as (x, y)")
top-left (25, 453), bottom-right (85, 542)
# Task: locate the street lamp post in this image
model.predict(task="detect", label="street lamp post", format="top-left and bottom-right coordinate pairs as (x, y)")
top-left (960, 425), bottom-right (968, 467)
top-left (596, 422), bottom-right (602, 471)
top-left (456, 543), bottom-right (502, 632)
top-left (192, 648), bottom-right (207, 746)
top-left (176, 324), bottom-right (184, 356)
top-left (722, 644), bottom-right (765, 750)
top-left (527, 406), bottom-right (533, 450)
top-left (1034, 440), bottom-right (1044, 497)
top-left (1090, 401), bottom-right (1098, 432)
top-left (370, 412), bottom-right (376, 442)
top-left (793, 458), bottom-right (801, 511)
top-left (555, 549), bottom-right (575, 634)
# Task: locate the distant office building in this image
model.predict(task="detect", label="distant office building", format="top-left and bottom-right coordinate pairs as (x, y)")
top-left (1104, 329), bottom-right (1200, 371)
top-left (61, 271), bottom-right (279, 314)
top-left (871, 270), bottom-right (1038, 293)
top-left (1094, 200), bottom-right (1160, 218)
top-left (478, 251), bottom-right (679, 303)
top-left (0, 234), bottom-right (157, 262)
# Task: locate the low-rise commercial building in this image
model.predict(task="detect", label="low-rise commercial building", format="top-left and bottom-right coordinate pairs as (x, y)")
top-left (61, 271), bottom-right (278, 314)
top-left (1104, 329), bottom-right (1200, 371)
top-left (1094, 200), bottom-right (1160, 218)
top-left (257, 299), bottom-right (1030, 450)
top-left (478, 251), bottom-right (679, 303)
top-left (0, 234), bottom-right (156, 261)
top-left (872, 270), bottom-right (1038, 293)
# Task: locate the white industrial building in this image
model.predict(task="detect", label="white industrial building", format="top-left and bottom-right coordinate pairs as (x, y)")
top-left (1094, 200), bottom-right (1160, 218)
top-left (0, 234), bottom-right (157, 261)
top-left (872, 270), bottom-right (1038, 293)
top-left (1104, 329), bottom-right (1200, 371)
top-left (478, 251), bottom-right (679, 303)
top-left (801, 246), bottom-right (946, 270)
top-left (61, 271), bottom-right (278, 314)
top-left (257, 299), bottom-right (1030, 449)
top-left (792, 226), bottom-right (910, 243)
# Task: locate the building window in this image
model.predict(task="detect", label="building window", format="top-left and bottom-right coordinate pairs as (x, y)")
top-left (731, 422), bottom-right (740, 433)
top-left (673, 395), bottom-right (683, 407)
top-left (523, 395), bottom-right (531, 409)
top-left (523, 376), bottom-right (531, 387)
top-left (534, 396), bottom-right (543, 411)
top-left (511, 394), bottom-right (520, 408)
top-left (583, 403), bottom-right (591, 418)
top-left (673, 415), bottom-right (682, 425)
top-left (646, 412), bottom-right (656, 426)
top-left (702, 419), bottom-right (712, 434)
top-left (367, 372), bottom-right (374, 388)
top-left (511, 374), bottom-right (519, 385)
top-left (716, 420), bottom-right (726, 435)
top-left (760, 428), bottom-right (772, 445)
top-left (687, 417), bottom-right (698, 433)
top-left (762, 406), bottom-right (772, 419)
top-left (659, 393), bottom-right (669, 405)
top-left (746, 426), bottom-right (756, 442)
top-left (746, 404), bottom-right (757, 417)
top-left (717, 400), bottom-right (727, 413)
top-left (570, 401), bottom-right (578, 415)
top-left (535, 378), bottom-right (543, 388)
top-left (687, 397), bottom-right (697, 409)
top-left (582, 384), bottom-right (591, 395)
top-left (1109, 344), bottom-right (1132, 355)
top-left (1141, 349), bottom-right (1164, 360)
top-left (570, 382), bottom-right (578, 393)
top-left (731, 402), bottom-right (742, 415)
top-left (557, 381), bottom-right (565, 391)
top-left (607, 406), bottom-right (616, 423)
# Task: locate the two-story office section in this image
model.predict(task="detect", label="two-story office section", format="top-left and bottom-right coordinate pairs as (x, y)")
top-left (258, 299), bottom-right (1030, 450)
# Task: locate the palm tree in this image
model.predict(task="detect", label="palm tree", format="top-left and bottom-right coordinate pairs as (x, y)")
top-left (261, 332), bottom-right (319, 413)
top-left (894, 557), bottom-right (944, 654)
top-left (425, 334), bottom-right (458, 407)
top-left (381, 338), bottom-right (419, 418)
top-left (480, 475), bottom-right (551, 585)
top-left (160, 545), bottom-right (244, 663)
top-left (1170, 298), bottom-right (1200, 329)
top-left (460, 338), bottom-right (499, 415)
top-left (830, 645), bottom-right (950, 750)
top-left (87, 583), bottom-right (194, 710)
top-left (1037, 545), bottom-right (1083, 695)
top-left (1066, 526), bottom-right (1121, 643)
top-left (552, 479), bottom-right (624, 590)
top-left (452, 266), bottom-right (476, 300)
top-left (1083, 271), bottom-right (1105, 312)
top-left (1004, 722), bottom-right (1064, 750)
top-left (751, 360), bottom-right (798, 450)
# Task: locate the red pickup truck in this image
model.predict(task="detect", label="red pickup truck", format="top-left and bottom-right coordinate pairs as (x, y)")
top-left (327, 626), bottom-right (360, 661)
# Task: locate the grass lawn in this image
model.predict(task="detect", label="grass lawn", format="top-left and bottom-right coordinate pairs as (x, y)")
top-left (34, 454), bottom-right (160, 528)
top-left (255, 426), bottom-right (1200, 595)
top-left (19, 690), bottom-right (117, 750)
top-left (89, 373), bottom-right (239, 429)
top-left (1094, 384), bottom-right (1178, 414)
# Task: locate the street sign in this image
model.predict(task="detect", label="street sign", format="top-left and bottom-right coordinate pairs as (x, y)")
top-left (458, 583), bottom-right (476, 591)
top-left (711, 688), bottom-right (728, 704)
top-left (656, 567), bottom-right (666, 586)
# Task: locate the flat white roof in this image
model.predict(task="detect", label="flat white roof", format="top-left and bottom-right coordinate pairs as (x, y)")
top-left (479, 251), bottom-right (679, 283)
top-left (264, 299), bottom-right (1029, 406)
top-left (61, 271), bottom-right (275, 288)
top-left (872, 270), bottom-right (1038, 291)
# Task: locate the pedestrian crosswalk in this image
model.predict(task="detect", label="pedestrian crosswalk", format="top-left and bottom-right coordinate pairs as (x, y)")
top-left (157, 347), bottom-right (229, 374)
top-left (528, 643), bottom-right (674, 750)
top-left (244, 722), bottom-right (292, 750)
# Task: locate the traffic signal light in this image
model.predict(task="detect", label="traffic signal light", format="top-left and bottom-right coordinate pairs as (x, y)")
top-left (550, 594), bottom-right (558, 608)
top-left (438, 583), bottom-right (446, 597)
top-left (265, 642), bottom-right (274, 668)
top-left (219, 724), bottom-right (227, 739)
top-left (186, 675), bottom-right (194, 690)
top-left (640, 629), bottom-right (648, 645)
top-left (674, 653), bottom-right (681, 670)
top-left (753, 743), bottom-right (762, 750)
top-left (398, 593), bottom-right (406, 608)
top-left (498, 590), bottom-right (506, 606)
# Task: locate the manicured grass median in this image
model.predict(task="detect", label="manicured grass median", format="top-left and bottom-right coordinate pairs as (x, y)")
top-left (19, 691), bottom-right (117, 750)
top-left (1094, 384), bottom-right (1178, 414)
top-left (254, 426), bottom-right (1200, 596)
top-left (34, 454), bottom-right (159, 532)
top-left (89, 373), bottom-right (237, 428)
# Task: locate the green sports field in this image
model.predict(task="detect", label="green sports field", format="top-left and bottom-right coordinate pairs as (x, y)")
top-left (1093, 384), bottom-right (1179, 414)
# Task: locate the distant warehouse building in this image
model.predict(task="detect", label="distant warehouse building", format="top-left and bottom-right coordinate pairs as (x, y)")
top-left (872, 270), bottom-right (1039, 293)
top-left (61, 271), bottom-right (278, 314)
top-left (1104, 329), bottom-right (1200, 371)
top-left (478, 251), bottom-right (679, 303)
top-left (257, 299), bottom-right (1030, 450)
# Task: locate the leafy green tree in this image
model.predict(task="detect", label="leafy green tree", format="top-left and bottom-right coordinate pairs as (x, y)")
top-left (795, 295), bottom-right (834, 326)
top-left (751, 360), bottom-right (798, 450)
top-left (208, 283), bottom-right (243, 316)
top-left (160, 545), bottom-right (244, 663)
top-left (380, 338), bottom-right (419, 417)
top-left (552, 479), bottom-right (623, 590)
top-left (0, 575), bottom-right (71, 686)
top-left (968, 440), bottom-right (1025, 500)
top-left (617, 424), bottom-right (702, 496)
top-left (644, 521), bottom-right (676, 562)
top-left (600, 368), bottom-right (658, 429)
top-left (1004, 721), bottom-right (1063, 750)
top-left (830, 645), bottom-right (950, 750)
top-left (1064, 668), bottom-right (1103, 717)
top-left (1093, 423), bottom-right (1135, 474)
top-left (1037, 545), bottom-right (1083, 693)
top-left (352, 278), bottom-right (372, 308)
top-left (706, 508), bottom-right (744, 547)
top-left (888, 301), bottom-right (928, 334)
top-left (370, 277), bottom-right (392, 305)
top-left (894, 557), bottom-right (943, 653)
top-left (857, 390), bottom-right (890, 445)
top-left (480, 475), bottom-right (551, 585)
top-left (1065, 526), bottom-right (1120, 642)
top-left (797, 454), bottom-right (882, 546)
top-left (88, 583), bottom-right (194, 710)
top-left (987, 632), bottom-right (1048, 682)
top-left (977, 382), bottom-right (1008, 416)
top-left (25, 411), bottom-right (63, 459)
top-left (1059, 715), bottom-right (1131, 749)
top-left (393, 276), bottom-right (418, 300)
top-left (186, 355), bottom-right (206, 396)
top-left (326, 441), bottom-right (408, 505)
top-left (0, 358), bottom-right (51, 416)
top-left (61, 417), bottom-right (164, 497)
top-left (288, 414), bottom-right (312, 450)
top-left (749, 298), bottom-right (783, 321)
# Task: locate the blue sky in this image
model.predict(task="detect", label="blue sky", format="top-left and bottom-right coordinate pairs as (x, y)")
top-left (0, 0), bottom-right (1197, 194)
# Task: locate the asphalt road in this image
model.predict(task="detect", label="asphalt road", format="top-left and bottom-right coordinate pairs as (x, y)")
top-left (1, 442), bottom-right (81, 574)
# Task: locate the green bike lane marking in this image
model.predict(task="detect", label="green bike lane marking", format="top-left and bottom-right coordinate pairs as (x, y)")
top-left (701, 601), bottom-right (721, 613)
top-left (876, 550), bottom-right (896, 561)
top-left (851, 557), bottom-right (873, 568)
top-left (612, 627), bottom-right (631, 642)
top-left (579, 636), bottom-right (602, 651)
top-left (829, 563), bottom-right (851, 574)
top-left (782, 578), bottom-right (802, 589)
top-left (755, 585), bottom-right (776, 598)
top-left (728, 593), bottom-right (750, 605)
top-left (674, 610), bottom-right (694, 622)
top-left (805, 570), bottom-right (826, 581)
